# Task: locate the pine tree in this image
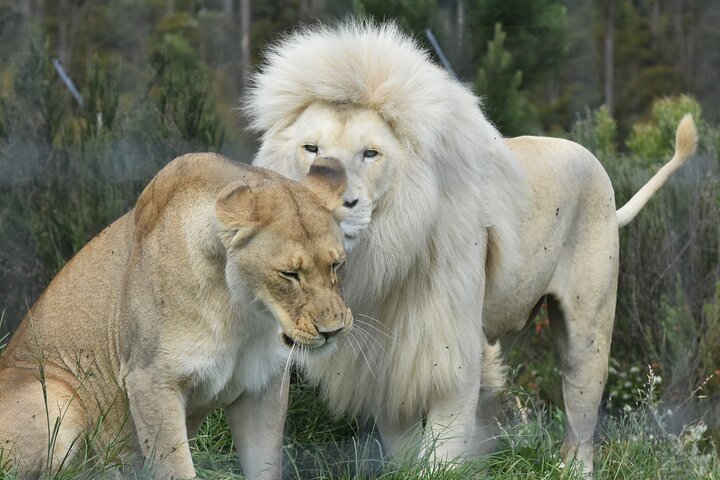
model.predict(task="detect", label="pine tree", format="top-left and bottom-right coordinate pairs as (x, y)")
top-left (465, 0), bottom-right (568, 133)
top-left (475, 23), bottom-right (539, 136)
top-left (354, 0), bottom-right (437, 34)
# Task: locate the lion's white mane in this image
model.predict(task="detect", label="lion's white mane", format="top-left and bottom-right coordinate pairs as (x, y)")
top-left (245, 21), bottom-right (527, 421)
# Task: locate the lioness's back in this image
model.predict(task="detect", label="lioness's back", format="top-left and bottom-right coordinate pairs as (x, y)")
top-left (0, 211), bottom-right (135, 472)
top-left (0, 212), bottom-right (133, 375)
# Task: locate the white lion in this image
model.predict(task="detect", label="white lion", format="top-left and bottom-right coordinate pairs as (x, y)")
top-left (245, 21), bottom-right (698, 473)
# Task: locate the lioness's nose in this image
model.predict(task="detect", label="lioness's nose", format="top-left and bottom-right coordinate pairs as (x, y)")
top-left (318, 325), bottom-right (344, 339)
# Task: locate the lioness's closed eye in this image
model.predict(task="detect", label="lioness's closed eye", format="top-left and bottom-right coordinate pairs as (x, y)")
top-left (0, 153), bottom-right (352, 479)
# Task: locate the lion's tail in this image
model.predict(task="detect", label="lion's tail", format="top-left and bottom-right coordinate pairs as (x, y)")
top-left (616, 114), bottom-right (698, 228)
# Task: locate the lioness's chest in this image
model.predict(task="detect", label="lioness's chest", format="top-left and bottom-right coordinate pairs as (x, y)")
top-left (181, 317), bottom-right (287, 411)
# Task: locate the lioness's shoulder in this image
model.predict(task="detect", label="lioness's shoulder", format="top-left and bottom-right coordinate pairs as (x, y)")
top-left (134, 153), bottom-right (268, 239)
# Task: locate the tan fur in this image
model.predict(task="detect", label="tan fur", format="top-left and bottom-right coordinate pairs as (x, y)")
top-left (0, 153), bottom-right (351, 479)
top-left (246, 22), bottom-right (698, 474)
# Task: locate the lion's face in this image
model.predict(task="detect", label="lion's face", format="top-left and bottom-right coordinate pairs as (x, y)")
top-left (215, 164), bottom-right (352, 351)
top-left (278, 102), bottom-right (402, 250)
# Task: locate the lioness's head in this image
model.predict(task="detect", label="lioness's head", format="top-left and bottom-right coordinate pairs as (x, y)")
top-left (215, 158), bottom-right (352, 350)
top-left (260, 101), bottom-right (402, 251)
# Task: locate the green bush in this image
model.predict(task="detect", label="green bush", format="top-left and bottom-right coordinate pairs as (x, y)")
top-left (0, 36), bottom-right (225, 336)
top-left (563, 95), bottom-right (720, 438)
top-left (570, 104), bottom-right (617, 161)
top-left (626, 95), bottom-right (703, 169)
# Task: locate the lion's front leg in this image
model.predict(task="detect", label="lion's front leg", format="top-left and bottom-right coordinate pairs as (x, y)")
top-left (421, 374), bottom-right (482, 467)
top-left (374, 411), bottom-right (423, 463)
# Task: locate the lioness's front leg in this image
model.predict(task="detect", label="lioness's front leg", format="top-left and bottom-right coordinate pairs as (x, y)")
top-left (226, 373), bottom-right (288, 479)
top-left (125, 368), bottom-right (195, 479)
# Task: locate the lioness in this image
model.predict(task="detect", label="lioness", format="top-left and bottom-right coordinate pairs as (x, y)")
top-left (245, 22), bottom-right (699, 473)
top-left (0, 153), bottom-right (352, 479)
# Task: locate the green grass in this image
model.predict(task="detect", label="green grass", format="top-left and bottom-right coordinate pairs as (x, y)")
top-left (192, 383), bottom-right (720, 480)
top-left (4, 373), bottom-right (716, 479)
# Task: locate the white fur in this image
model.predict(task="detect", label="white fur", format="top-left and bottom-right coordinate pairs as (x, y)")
top-left (247, 21), bottom-right (525, 421)
top-left (246, 21), bottom-right (697, 473)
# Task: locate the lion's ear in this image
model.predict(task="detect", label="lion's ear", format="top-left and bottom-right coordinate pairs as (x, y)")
top-left (302, 157), bottom-right (348, 212)
top-left (215, 181), bottom-right (261, 248)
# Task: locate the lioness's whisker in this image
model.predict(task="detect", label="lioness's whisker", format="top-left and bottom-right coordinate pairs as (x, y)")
top-left (300, 344), bottom-right (308, 367)
top-left (352, 327), bottom-right (385, 358)
top-left (281, 343), bottom-right (296, 399)
top-left (346, 334), bottom-right (360, 360)
top-left (354, 313), bottom-right (391, 332)
top-left (354, 317), bottom-right (394, 339)
top-left (352, 332), bottom-right (376, 378)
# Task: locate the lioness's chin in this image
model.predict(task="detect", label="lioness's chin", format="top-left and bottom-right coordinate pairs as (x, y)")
top-left (280, 332), bottom-right (337, 352)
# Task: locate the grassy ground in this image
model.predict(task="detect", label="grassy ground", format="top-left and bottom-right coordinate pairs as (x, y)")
top-left (1, 368), bottom-right (718, 479)
top-left (193, 375), bottom-right (720, 480)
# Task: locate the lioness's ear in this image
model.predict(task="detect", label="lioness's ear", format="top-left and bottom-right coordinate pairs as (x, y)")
top-left (215, 181), bottom-right (260, 248)
top-left (302, 157), bottom-right (348, 212)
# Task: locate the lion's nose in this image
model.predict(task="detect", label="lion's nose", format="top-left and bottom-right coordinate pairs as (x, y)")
top-left (318, 325), bottom-right (344, 339)
top-left (343, 198), bottom-right (358, 209)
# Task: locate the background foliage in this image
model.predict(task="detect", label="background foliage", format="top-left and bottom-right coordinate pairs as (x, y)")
top-left (0, 0), bottom-right (718, 477)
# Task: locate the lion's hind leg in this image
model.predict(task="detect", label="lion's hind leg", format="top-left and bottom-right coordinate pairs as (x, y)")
top-left (547, 249), bottom-right (617, 474)
top-left (0, 368), bottom-right (86, 475)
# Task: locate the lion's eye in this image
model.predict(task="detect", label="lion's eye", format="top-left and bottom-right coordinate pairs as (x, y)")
top-left (279, 271), bottom-right (300, 282)
top-left (303, 144), bottom-right (318, 154)
top-left (363, 149), bottom-right (379, 160)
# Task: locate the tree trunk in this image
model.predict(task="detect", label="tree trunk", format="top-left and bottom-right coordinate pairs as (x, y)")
top-left (685, 0), bottom-right (695, 78)
top-left (223, 0), bottom-right (233, 16)
top-left (311, 0), bottom-right (323, 15)
top-left (58, 0), bottom-right (69, 66)
top-left (240, 0), bottom-right (251, 90)
top-left (604, 2), bottom-right (614, 116)
top-left (301, 0), bottom-right (310, 19)
top-left (456, 0), bottom-right (464, 50)
top-left (34, 0), bottom-right (43, 24)
top-left (166, 0), bottom-right (175, 15)
top-left (19, 0), bottom-right (30, 19)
